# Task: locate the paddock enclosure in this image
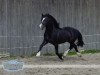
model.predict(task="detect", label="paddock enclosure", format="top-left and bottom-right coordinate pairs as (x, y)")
top-left (0, 0), bottom-right (100, 56)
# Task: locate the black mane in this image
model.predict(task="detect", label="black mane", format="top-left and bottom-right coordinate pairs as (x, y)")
top-left (44, 14), bottom-right (60, 28)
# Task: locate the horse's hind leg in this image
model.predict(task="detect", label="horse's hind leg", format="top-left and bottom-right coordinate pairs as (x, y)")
top-left (73, 44), bottom-right (82, 57)
top-left (36, 40), bottom-right (48, 57)
top-left (54, 45), bottom-right (63, 60)
top-left (63, 43), bottom-right (74, 57)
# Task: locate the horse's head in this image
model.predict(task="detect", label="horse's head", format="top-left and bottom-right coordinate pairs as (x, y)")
top-left (39, 13), bottom-right (60, 30)
top-left (39, 13), bottom-right (50, 30)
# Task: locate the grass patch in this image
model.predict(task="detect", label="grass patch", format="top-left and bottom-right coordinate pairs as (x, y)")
top-left (68, 49), bottom-right (100, 56)
top-left (2, 55), bottom-right (17, 60)
top-left (31, 52), bottom-right (37, 56)
top-left (81, 49), bottom-right (100, 54)
top-left (43, 52), bottom-right (55, 56)
top-left (67, 52), bottom-right (76, 55)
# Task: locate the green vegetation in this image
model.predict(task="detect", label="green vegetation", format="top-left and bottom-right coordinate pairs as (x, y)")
top-left (9, 55), bottom-right (17, 59)
top-left (43, 52), bottom-right (55, 56)
top-left (1, 55), bottom-right (17, 60)
top-left (81, 49), bottom-right (100, 54)
top-left (68, 49), bottom-right (100, 56)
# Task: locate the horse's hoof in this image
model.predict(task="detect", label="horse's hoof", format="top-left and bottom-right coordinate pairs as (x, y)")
top-left (60, 57), bottom-right (64, 61)
top-left (36, 52), bottom-right (41, 57)
top-left (61, 56), bottom-right (65, 60)
top-left (36, 54), bottom-right (40, 57)
top-left (58, 54), bottom-right (64, 60)
top-left (77, 52), bottom-right (82, 57)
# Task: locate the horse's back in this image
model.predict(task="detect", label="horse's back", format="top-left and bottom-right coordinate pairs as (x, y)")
top-left (63, 27), bottom-right (78, 31)
top-left (62, 27), bottom-right (82, 40)
top-left (62, 27), bottom-right (80, 34)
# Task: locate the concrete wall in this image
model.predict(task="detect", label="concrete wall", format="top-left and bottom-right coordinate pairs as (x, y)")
top-left (0, 0), bottom-right (100, 56)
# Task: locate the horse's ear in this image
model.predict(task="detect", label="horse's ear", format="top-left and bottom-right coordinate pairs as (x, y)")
top-left (46, 13), bottom-right (49, 15)
top-left (42, 13), bottom-right (44, 17)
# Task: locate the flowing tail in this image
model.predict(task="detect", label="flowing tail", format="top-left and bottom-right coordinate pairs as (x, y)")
top-left (77, 33), bottom-right (84, 47)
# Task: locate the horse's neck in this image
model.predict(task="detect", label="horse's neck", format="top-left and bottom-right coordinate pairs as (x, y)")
top-left (45, 25), bottom-right (56, 37)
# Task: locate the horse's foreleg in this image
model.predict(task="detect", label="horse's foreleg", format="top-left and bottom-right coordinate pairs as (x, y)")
top-left (36, 40), bottom-right (48, 57)
top-left (54, 45), bottom-right (63, 60)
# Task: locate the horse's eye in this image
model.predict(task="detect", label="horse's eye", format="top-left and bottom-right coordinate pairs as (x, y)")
top-left (42, 22), bottom-right (45, 25)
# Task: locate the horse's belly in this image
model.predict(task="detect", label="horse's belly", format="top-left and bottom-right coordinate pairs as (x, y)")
top-left (49, 41), bottom-right (66, 44)
top-left (47, 33), bottom-right (69, 44)
top-left (50, 37), bottom-right (67, 44)
top-left (57, 39), bottom-right (67, 44)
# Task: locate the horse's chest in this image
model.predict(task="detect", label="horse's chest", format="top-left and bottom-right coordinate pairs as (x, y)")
top-left (44, 35), bottom-right (56, 44)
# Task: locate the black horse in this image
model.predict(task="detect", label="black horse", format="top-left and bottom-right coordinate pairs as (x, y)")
top-left (36, 13), bottom-right (84, 60)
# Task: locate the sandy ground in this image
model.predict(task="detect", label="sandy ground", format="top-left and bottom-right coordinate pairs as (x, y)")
top-left (0, 53), bottom-right (100, 75)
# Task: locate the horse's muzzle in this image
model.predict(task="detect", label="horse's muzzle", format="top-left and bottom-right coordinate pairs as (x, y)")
top-left (39, 23), bottom-right (44, 30)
